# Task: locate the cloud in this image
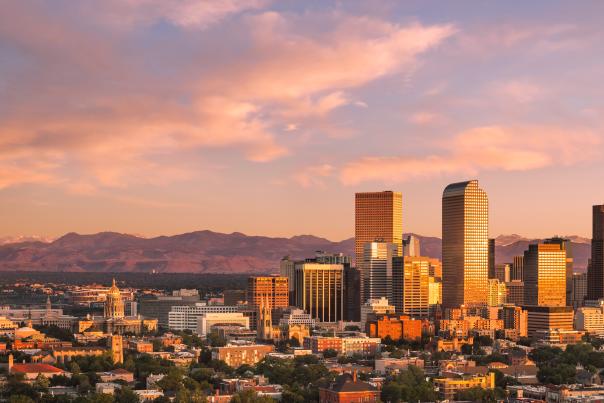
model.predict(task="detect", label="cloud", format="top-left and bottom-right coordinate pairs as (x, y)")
top-left (294, 164), bottom-right (335, 188)
top-left (491, 80), bottom-right (545, 103)
top-left (340, 125), bottom-right (601, 185)
top-left (0, 4), bottom-right (455, 191)
top-left (409, 111), bottom-right (443, 125)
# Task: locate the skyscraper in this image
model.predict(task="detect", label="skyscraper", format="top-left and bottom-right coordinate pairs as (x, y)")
top-left (588, 205), bottom-right (604, 300)
top-left (403, 235), bottom-right (421, 257)
top-left (512, 256), bottom-right (524, 281)
top-left (362, 242), bottom-right (399, 303)
top-left (442, 180), bottom-right (489, 308)
top-left (488, 238), bottom-right (495, 279)
top-left (523, 243), bottom-right (567, 307)
top-left (294, 261), bottom-right (344, 322)
top-left (246, 277), bottom-right (289, 310)
top-left (544, 237), bottom-right (573, 306)
top-left (392, 256), bottom-right (430, 318)
top-left (355, 191), bottom-right (403, 265)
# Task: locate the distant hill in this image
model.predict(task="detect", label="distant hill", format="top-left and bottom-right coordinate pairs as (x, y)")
top-left (0, 231), bottom-right (590, 273)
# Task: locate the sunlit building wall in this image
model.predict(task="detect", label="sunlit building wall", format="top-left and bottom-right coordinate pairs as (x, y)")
top-left (392, 256), bottom-right (430, 318)
top-left (442, 180), bottom-right (489, 308)
top-left (523, 243), bottom-right (566, 307)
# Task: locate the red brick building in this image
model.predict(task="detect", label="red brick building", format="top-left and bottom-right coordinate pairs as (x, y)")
top-left (366, 315), bottom-right (422, 341)
top-left (319, 372), bottom-right (380, 403)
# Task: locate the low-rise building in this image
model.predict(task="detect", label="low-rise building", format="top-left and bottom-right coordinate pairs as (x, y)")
top-left (319, 372), bottom-right (380, 403)
top-left (303, 336), bottom-right (381, 357)
top-left (366, 314), bottom-right (422, 341)
top-left (375, 357), bottom-right (424, 374)
top-left (212, 344), bottom-right (274, 368)
top-left (433, 372), bottom-right (495, 401)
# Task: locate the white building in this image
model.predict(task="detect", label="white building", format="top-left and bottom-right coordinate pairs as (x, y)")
top-left (575, 304), bottom-right (604, 335)
top-left (168, 303), bottom-right (239, 331)
top-left (196, 313), bottom-right (249, 337)
top-left (360, 297), bottom-right (395, 326)
top-left (279, 308), bottom-right (315, 327)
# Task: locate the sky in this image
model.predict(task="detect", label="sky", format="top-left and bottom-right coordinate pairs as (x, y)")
top-left (1, 0), bottom-right (603, 241)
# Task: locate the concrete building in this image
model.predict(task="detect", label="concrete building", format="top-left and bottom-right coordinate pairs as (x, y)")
top-left (138, 290), bottom-right (200, 328)
top-left (512, 255), bottom-right (524, 281)
top-left (523, 243), bottom-right (567, 307)
top-left (392, 256), bottom-right (430, 317)
top-left (523, 305), bottom-right (573, 338)
top-left (212, 344), bottom-right (274, 368)
top-left (344, 265), bottom-right (361, 322)
top-left (487, 279), bottom-right (507, 307)
top-left (246, 276), bottom-right (289, 311)
top-left (505, 280), bottom-right (524, 306)
top-left (495, 264), bottom-right (511, 283)
top-left (442, 180), bottom-right (489, 308)
top-left (360, 298), bottom-right (395, 327)
top-left (403, 235), bottom-right (421, 257)
top-left (362, 241), bottom-right (398, 303)
top-left (434, 372), bottom-right (495, 401)
top-left (168, 304), bottom-right (239, 332)
top-left (196, 313), bottom-right (249, 337)
top-left (572, 273), bottom-right (588, 308)
top-left (575, 303), bottom-right (604, 335)
top-left (501, 305), bottom-right (528, 339)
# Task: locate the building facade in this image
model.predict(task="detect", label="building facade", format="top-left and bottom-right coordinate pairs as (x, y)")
top-left (588, 205), bottom-right (604, 300)
top-left (246, 276), bottom-right (289, 310)
top-left (523, 243), bottom-right (567, 307)
top-left (294, 262), bottom-right (344, 323)
top-left (442, 180), bottom-right (489, 308)
top-left (362, 242), bottom-right (398, 303)
top-left (392, 256), bottom-right (430, 317)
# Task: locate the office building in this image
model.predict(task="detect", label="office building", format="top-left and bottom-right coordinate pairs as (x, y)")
top-left (223, 290), bottom-right (246, 306)
top-left (138, 290), bottom-right (200, 328)
top-left (442, 180), bottom-right (489, 308)
top-left (523, 305), bottom-right (573, 338)
top-left (544, 237), bottom-right (574, 306)
top-left (572, 273), bottom-right (587, 308)
top-left (360, 298), bottom-right (395, 327)
top-left (487, 279), bottom-right (507, 307)
top-left (429, 258), bottom-right (443, 279)
top-left (355, 191), bottom-right (403, 265)
top-left (523, 243), bottom-right (566, 307)
top-left (196, 313), bottom-right (249, 337)
top-left (366, 314), bottom-right (422, 341)
top-left (505, 280), bottom-right (524, 306)
top-left (344, 265), bottom-right (361, 322)
top-left (588, 205), bottom-right (604, 300)
top-left (392, 256), bottom-right (430, 317)
top-left (362, 241), bottom-right (398, 303)
top-left (512, 256), bottom-right (524, 281)
top-left (280, 257), bottom-right (296, 305)
top-left (429, 277), bottom-right (442, 306)
top-left (294, 261), bottom-right (344, 322)
top-left (246, 276), bottom-right (289, 310)
top-left (168, 304), bottom-right (239, 332)
top-left (501, 305), bottom-right (528, 339)
top-left (495, 264), bottom-right (511, 283)
top-left (575, 304), bottom-right (604, 336)
top-left (488, 238), bottom-right (496, 279)
top-left (403, 235), bottom-right (421, 257)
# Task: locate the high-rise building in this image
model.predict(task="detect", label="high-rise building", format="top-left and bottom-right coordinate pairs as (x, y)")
top-left (501, 305), bottom-right (528, 338)
top-left (246, 276), bottom-right (289, 310)
top-left (488, 238), bottom-right (496, 279)
top-left (344, 265), bottom-right (361, 322)
top-left (487, 279), bottom-right (507, 307)
top-left (571, 273), bottom-right (587, 308)
top-left (512, 256), bottom-right (524, 281)
top-left (588, 205), bottom-right (604, 300)
top-left (392, 256), bottom-right (430, 318)
top-left (403, 235), bottom-right (421, 257)
top-left (505, 280), bottom-right (524, 306)
top-left (523, 243), bottom-right (566, 307)
top-left (429, 277), bottom-right (442, 306)
top-left (544, 237), bottom-right (574, 306)
top-left (494, 264), bottom-right (511, 283)
top-left (279, 257), bottom-right (296, 306)
top-left (523, 305), bottom-right (573, 338)
top-left (362, 242), bottom-right (399, 303)
top-left (294, 262), bottom-right (344, 322)
top-left (442, 180), bottom-right (489, 308)
top-left (355, 191), bottom-right (403, 265)
top-left (360, 297), bottom-right (395, 327)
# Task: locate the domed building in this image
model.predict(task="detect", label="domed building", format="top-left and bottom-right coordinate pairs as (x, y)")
top-left (78, 279), bottom-right (157, 335)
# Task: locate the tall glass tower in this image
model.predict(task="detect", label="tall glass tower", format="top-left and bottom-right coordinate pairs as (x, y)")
top-left (442, 180), bottom-right (489, 308)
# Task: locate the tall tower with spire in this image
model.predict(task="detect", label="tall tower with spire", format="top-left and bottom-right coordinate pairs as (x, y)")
top-left (257, 296), bottom-right (273, 341)
top-left (104, 279), bottom-right (125, 319)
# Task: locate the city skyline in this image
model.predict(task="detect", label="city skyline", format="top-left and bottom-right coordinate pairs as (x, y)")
top-left (1, 1), bottom-right (604, 240)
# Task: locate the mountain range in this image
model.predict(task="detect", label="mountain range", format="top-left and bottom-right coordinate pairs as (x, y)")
top-left (0, 231), bottom-right (591, 274)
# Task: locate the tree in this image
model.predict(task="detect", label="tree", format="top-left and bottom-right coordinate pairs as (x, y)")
top-left (230, 389), bottom-right (274, 403)
top-left (322, 349), bottom-right (338, 358)
top-left (115, 387), bottom-right (140, 403)
top-left (8, 396), bottom-right (35, 403)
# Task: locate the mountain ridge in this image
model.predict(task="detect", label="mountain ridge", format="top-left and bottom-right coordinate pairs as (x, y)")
top-left (0, 230), bottom-right (590, 273)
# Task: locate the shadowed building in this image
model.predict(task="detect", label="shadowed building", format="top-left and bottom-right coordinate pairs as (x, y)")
top-left (362, 242), bottom-right (398, 303)
top-left (588, 205), bottom-right (604, 300)
top-left (442, 180), bottom-right (489, 308)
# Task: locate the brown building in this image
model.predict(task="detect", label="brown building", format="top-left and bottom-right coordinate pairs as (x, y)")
top-left (500, 305), bottom-right (528, 339)
top-left (588, 205), bottom-right (604, 300)
top-left (246, 277), bottom-right (288, 310)
top-left (211, 344), bottom-right (274, 368)
top-left (523, 305), bottom-right (573, 338)
top-left (434, 372), bottom-right (495, 401)
top-left (523, 243), bottom-right (566, 307)
top-left (512, 255), bottom-right (524, 281)
top-left (442, 180), bottom-right (489, 308)
top-left (354, 191), bottom-right (403, 266)
top-left (319, 372), bottom-right (379, 403)
top-left (366, 314), bottom-right (422, 341)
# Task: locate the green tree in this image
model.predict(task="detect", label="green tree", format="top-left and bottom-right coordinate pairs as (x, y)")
top-left (115, 387), bottom-right (139, 403)
top-left (8, 396), bottom-right (35, 403)
top-left (322, 349), bottom-right (338, 358)
top-left (230, 389), bottom-right (274, 403)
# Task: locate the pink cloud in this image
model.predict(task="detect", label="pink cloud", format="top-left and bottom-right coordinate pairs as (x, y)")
top-left (294, 164), bottom-right (335, 188)
top-left (340, 125), bottom-right (601, 185)
top-left (491, 80), bottom-right (545, 103)
top-left (0, 4), bottom-right (455, 190)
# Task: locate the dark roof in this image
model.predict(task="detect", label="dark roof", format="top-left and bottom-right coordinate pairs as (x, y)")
top-left (330, 373), bottom-right (377, 393)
